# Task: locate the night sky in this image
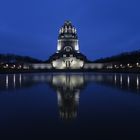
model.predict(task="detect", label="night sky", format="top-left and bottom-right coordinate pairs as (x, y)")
top-left (0, 0), bottom-right (140, 60)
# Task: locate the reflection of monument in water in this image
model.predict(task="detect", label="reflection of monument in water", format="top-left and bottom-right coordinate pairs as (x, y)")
top-left (1, 73), bottom-right (140, 120)
top-left (51, 75), bottom-right (84, 120)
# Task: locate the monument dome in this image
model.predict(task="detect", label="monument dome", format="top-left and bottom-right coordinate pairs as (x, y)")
top-left (57, 21), bottom-right (79, 53)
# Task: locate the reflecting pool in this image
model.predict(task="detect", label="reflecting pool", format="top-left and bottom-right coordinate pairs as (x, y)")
top-left (0, 73), bottom-right (140, 139)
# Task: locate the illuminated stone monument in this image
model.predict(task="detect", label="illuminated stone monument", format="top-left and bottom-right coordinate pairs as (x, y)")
top-left (28, 20), bottom-right (104, 70)
top-left (49, 21), bottom-right (87, 69)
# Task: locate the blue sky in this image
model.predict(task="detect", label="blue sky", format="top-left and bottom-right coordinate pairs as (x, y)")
top-left (0, 0), bottom-right (140, 60)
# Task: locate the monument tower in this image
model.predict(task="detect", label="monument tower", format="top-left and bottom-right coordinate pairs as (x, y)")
top-left (57, 21), bottom-right (79, 53)
top-left (49, 20), bottom-right (87, 69)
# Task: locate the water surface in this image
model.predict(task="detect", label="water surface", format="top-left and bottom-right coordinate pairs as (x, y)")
top-left (0, 73), bottom-right (140, 139)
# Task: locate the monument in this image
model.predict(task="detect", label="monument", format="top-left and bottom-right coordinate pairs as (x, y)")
top-left (28, 21), bottom-right (104, 70)
top-left (48, 21), bottom-right (87, 69)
